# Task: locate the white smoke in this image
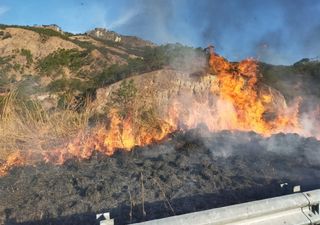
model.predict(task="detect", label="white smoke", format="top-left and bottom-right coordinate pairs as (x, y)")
top-left (108, 9), bottom-right (141, 30)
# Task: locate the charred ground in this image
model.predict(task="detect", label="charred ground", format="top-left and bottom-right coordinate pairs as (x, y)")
top-left (1, 130), bottom-right (320, 225)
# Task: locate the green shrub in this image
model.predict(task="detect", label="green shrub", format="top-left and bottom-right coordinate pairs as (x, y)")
top-left (47, 78), bottom-right (92, 93)
top-left (110, 79), bottom-right (137, 119)
top-left (293, 60), bottom-right (320, 81)
top-left (57, 92), bottom-right (73, 110)
top-left (13, 63), bottom-right (21, 72)
top-left (260, 60), bottom-right (320, 100)
top-left (0, 56), bottom-right (11, 65)
top-left (38, 49), bottom-right (89, 76)
top-left (0, 73), bottom-right (10, 87)
top-left (142, 46), bottom-right (167, 70)
top-left (47, 79), bottom-right (69, 92)
top-left (71, 40), bottom-right (96, 51)
top-left (141, 44), bottom-right (204, 71)
top-left (20, 49), bottom-right (33, 65)
top-left (94, 64), bottom-right (125, 87)
top-left (0, 57), bottom-right (14, 74)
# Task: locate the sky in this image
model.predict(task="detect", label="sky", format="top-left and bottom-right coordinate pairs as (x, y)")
top-left (0, 0), bottom-right (320, 65)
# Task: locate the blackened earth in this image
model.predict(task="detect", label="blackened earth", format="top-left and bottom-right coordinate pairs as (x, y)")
top-left (1, 130), bottom-right (320, 225)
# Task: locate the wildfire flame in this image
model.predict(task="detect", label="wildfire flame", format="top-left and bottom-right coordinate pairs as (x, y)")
top-left (1, 46), bottom-right (319, 176)
top-left (207, 47), bottom-right (300, 135)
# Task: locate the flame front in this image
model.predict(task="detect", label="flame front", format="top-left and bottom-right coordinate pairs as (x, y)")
top-left (207, 49), bottom-right (300, 135)
top-left (1, 47), bottom-right (319, 175)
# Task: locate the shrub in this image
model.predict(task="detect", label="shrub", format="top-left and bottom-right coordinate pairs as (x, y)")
top-left (47, 79), bottom-right (69, 92)
top-left (94, 64), bottom-right (125, 87)
top-left (0, 56), bottom-right (11, 65)
top-left (20, 49), bottom-right (33, 65)
top-left (13, 63), bottom-right (21, 72)
top-left (47, 78), bottom-right (92, 93)
top-left (142, 46), bottom-right (167, 70)
top-left (38, 49), bottom-right (89, 76)
top-left (0, 72), bottom-right (10, 87)
top-left (110, 79), bottom-right (137, 119)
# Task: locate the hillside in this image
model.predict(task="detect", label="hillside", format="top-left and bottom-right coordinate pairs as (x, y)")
top-left (0, 25), bottom-right (207, 111)
top-left (1, 24), bottom-right (319, 110)
top-left (0, 24), bottom-right (320, 167)
top-left (0, 24), bottom-right (154, 101)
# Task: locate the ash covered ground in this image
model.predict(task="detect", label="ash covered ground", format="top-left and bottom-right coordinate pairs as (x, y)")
top-left (1, 129), bottom-right (320, 225)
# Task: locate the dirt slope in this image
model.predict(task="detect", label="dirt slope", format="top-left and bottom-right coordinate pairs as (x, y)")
top-left (0, 28), bottom-right (81, 58)
top-left (94, 69), bottom-right (287, 123)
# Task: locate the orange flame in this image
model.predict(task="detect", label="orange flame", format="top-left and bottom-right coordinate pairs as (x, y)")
top-left (0, 151), bottom-right (26, 176)
top-left (208, 50), bottom-right (300, 135)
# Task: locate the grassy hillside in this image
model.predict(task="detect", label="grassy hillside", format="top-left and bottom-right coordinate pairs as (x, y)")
top-left (0, 24), bottom-right (205, 109)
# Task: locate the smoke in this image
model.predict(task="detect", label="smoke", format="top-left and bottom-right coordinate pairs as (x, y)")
top-left (114, 0), bottom-right (320, 65)
top-left (198, 130), bottom-right (320, 184)
top-left (116, 0), bottom-right (178, 43)
top-left (108, 8), bottom-right (141, 30)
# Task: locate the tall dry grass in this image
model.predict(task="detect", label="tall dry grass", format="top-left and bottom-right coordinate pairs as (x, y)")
top-left (0, 89), bottom-right (94, 161)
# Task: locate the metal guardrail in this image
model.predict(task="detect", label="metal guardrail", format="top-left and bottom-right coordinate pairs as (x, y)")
top-left (97, 189), bottom-right (320, 225)
top-left (97, 212), bottom-right (114, 225)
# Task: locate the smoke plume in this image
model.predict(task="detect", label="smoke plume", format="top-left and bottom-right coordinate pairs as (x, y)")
top-left (115, 0), bottom-right (320, 65)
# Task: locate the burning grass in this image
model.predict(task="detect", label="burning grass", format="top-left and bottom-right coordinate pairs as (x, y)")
top-left (1, 48), bottom-right (320, 176)
top-left (1, 130), bottom-right (320, 224)
top-left (0, 90), bottom-right (94, 174)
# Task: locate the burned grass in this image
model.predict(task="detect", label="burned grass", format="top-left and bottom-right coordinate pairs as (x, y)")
top-left (0, 130), bottom-right (320, 225)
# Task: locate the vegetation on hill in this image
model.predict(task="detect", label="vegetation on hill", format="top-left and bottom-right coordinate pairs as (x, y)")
top-left (110, 79), bottom-right (137, 119)
top-left (38, 48), bottom-right (90, 76)
top-left (0, 24), bottom-right (205, 96)
top-left (20, 49), bottom-right (33, 66)
top-left (260, 60), bottom-right (320, 100)
top-left (0, 24), bottom-right (72, 40)
top-left (93, 44), bottom-right (205, 87)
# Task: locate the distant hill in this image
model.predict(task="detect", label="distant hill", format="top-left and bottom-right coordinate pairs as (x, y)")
top-left (0, 24), bottom-right (159, 109)
top-left (86, 27), bottom-right (156, 48)
top-left (0, 24), bottom-right (207, 111)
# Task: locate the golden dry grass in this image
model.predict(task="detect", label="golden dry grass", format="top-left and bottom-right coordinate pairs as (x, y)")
top-left (0, 90), bottom-right (94, 161)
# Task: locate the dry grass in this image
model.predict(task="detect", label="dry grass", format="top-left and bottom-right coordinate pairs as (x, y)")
top-left (0, 90), bottom-right (94, 161)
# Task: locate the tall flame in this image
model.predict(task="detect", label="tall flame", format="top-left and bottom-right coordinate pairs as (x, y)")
top-left (207, 47), bottom-right (300, 135)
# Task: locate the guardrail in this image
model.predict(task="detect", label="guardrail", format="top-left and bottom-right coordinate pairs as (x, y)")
top-left (97, 189), bottom-right (320, 225)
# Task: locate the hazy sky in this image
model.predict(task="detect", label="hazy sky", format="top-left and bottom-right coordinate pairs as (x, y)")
top-left (0, 0), bottom-right (320, 65)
